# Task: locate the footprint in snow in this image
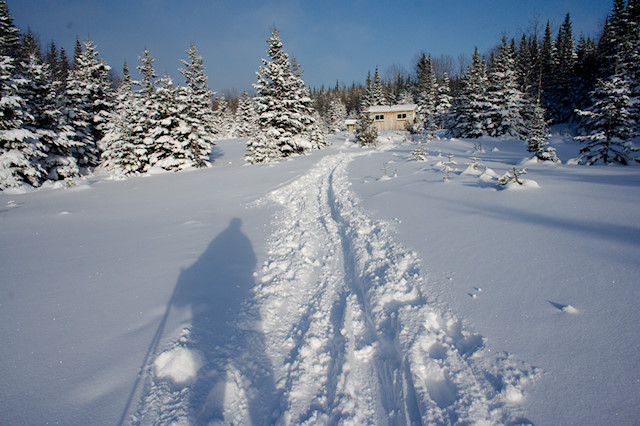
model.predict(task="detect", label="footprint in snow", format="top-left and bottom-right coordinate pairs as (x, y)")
top-left (468, 287), bottom-right (482, 299)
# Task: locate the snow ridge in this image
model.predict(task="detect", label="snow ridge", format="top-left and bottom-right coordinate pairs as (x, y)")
top-left (132, 148), bottom-right (537, 424)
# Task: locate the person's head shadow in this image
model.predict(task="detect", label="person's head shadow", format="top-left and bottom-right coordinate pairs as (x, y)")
top-left (167, 218), bottom-right (276, 423)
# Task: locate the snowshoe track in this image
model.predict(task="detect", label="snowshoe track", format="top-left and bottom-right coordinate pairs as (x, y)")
top-left (255, 151), bottom-right (537, 424)
top-left (132, 150), bottom-right (537, 424)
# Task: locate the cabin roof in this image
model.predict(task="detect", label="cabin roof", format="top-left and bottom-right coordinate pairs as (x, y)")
top-left (367, 104), bottom-right (417, 113)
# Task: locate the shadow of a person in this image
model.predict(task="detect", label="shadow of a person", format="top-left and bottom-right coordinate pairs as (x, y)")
top-left (169, 218), bottom-right (276, 423)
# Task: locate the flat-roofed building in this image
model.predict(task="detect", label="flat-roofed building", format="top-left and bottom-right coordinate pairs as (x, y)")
top-left (367, 104), bottom-right (417, 131)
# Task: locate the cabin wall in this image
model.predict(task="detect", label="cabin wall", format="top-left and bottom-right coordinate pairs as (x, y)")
top-left (369, 109), bottom-right (416, 131)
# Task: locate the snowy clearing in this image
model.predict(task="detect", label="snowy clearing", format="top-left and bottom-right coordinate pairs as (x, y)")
top-left (1, 133), bottom-right (639, 424)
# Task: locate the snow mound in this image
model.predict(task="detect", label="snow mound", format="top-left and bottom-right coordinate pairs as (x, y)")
top-left (503, 179), bottom-right (540, 191)
top-left (562, 304), bottom-right (579, 314)
top-left (479, 167), bottom-right (499, 182)
top-left (153, 347), bottom-right (203, 385)
top-left (461, 165), bottom-right (483, 176)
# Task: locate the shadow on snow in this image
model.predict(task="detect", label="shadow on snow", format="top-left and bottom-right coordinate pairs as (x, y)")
top-left (123, 218), bottom-right (278, 424)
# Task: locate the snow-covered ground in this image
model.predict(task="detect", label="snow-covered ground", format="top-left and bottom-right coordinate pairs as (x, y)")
top-left (1, 132), bottom-right (639, 424)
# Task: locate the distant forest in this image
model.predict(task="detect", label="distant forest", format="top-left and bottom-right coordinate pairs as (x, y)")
top-left (1, 0), bottom-right (638, 190)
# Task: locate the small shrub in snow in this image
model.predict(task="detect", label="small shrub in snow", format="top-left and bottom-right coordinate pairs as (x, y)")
top-left (380, 162), bottom-right (397, 179)
top-left (462, 155), bottom-right (485, 175)
top-left (497, 167), bottom-right (527, 186)
top-left (441, 154), bottom-right (457, 182)
top-left (411, 141), bottom-right (428, 161)
top-left (473, 141), bottom-right (485, 153)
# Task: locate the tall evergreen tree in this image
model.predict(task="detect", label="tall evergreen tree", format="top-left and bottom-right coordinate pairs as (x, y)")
top-left (575, 74), bottom-right (638, 165)
top-left (214, 93), bottom-right (234, 138)
top-left (248, 27), bottom-right (321, 163)
top-left (360, 71), bottom-right (374, 110)
top-left (72, 37), bottom-right (82, 69)
top-left (0, 1), bottom-right (20, 58)
top-left (63, 39), bottom-right (114, 167)
top-left (20, 52), bottom-right (80, 181)
top-left (0, 3), bottom-right (47, 189)
top-left (597, 0), bottom-right (628, 79)
top-left (435, 72), bottom-right (451, 129)
top-left (234, 90), bottom-right (258, 138)
top-left (326, 94), bottom-right (347, 132)
top-left (450, 48), bottom-right (489, 138)
top-left (178, 43), bottom-right (216, 167)
top-left (415, 53), bottom-right (438, 134)
top-left (526, 102), bottom-right (558, 162)
top-left (552, 13), bottom-right (577, 122)
top-left (145, 75), bottom-right (188, 171)
top-left (485, 38), bottom-right (528, 137)
top-left (100, 62), bottom-right (142, 175)
top-left (539, 21), bottom-right (556, 114)
top-left (574, 35), bottom-right (599, 112)
top-left (369, 67), bottom-right (388, 106)
top-left (0, 58), bottom-right (47, 188)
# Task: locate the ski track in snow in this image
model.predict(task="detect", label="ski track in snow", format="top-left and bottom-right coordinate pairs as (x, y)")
top-left (132, 148), bottom-right (538, 425)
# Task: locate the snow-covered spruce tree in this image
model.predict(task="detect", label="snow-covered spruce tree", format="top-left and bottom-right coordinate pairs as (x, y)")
top-left (575, 74), bottom-right (638, 165)
top-left (597, 0), bottom-right (628, 80)
top-left (548, 14), bottom-right (577, 123)
top-left (0, 4), bottom-right (48, 190)
top-left (450, 48), bottom-right (489, 138)
top-left (0, 1), bottom-right (20, 59)
top-left (248, 27), bottom-right (322, 163)
top-left (355, 110), bottom-right (378, 146)
top-left (415, 53), bottom-right (438, 135)
top-left (485, 38), bottom-right (528, 138)
top-left (19, 52), bottom-right (81, 181)
top-left (628, 0), bottom-right (640, 134)
top-left (63, 39), bottom-right (114, 168)
top-left (396, 86), bottom-right (414, 105)
top-left (370, 67), bottom-right (389, 106)
top-left (309, 110), bottom-right (329, 149)
top-left (526, 102), bottom-right (558, 162)
top-left (326, 94), bottom-right (347, 132)
top-left (145, 75), bottom-right (190, 171)
top-left (0, 54), bottom-right (47, 189)
top-left (127, 48), bottom-right (159, 171)
top-left (178, 43), bottom-right (216, 167)
top-left (100, 62), bottom-right (143, 176)
top-left (539, 21), bottom-right (556, 115)
top-left (360, 71), bottom-right (374, 110)
top-left (598, 0), bottom-right (640, 135)
top-left (435, 71), bottom-right (452, 130)
top-left (214, 93), bottom-right (234, 138)
top-left (234, 90), bottom-right (258, 138)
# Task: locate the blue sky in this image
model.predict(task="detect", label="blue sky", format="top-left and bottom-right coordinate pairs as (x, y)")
top-left (8, 0), bottom-right (613, 93)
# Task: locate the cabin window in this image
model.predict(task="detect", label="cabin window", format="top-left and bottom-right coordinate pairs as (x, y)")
top-left (374, 114), bottom-right (385, 121)
top-left (397, 113), bottom-right (407, 120)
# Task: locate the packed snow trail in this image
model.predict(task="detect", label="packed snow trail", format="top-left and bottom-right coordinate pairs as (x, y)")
top-left (133, 147), bottom-right (537, 424)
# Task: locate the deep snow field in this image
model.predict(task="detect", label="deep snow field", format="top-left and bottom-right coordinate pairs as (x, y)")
top-left (1, 132), bottom-right (639, 424)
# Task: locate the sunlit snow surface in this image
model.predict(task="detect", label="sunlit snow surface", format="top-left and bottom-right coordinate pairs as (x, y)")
top-left (1, 132), bottom-right (639, 424)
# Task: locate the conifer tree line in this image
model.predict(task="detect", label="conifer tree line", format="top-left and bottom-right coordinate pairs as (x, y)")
top-left (1, 0), bottom-right (638, 191)
top-left (312, 1), bottom-right (638, 163)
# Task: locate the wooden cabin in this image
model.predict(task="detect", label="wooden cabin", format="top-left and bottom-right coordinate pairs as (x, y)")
top-left (367, 104), bottom-right (417, 131)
